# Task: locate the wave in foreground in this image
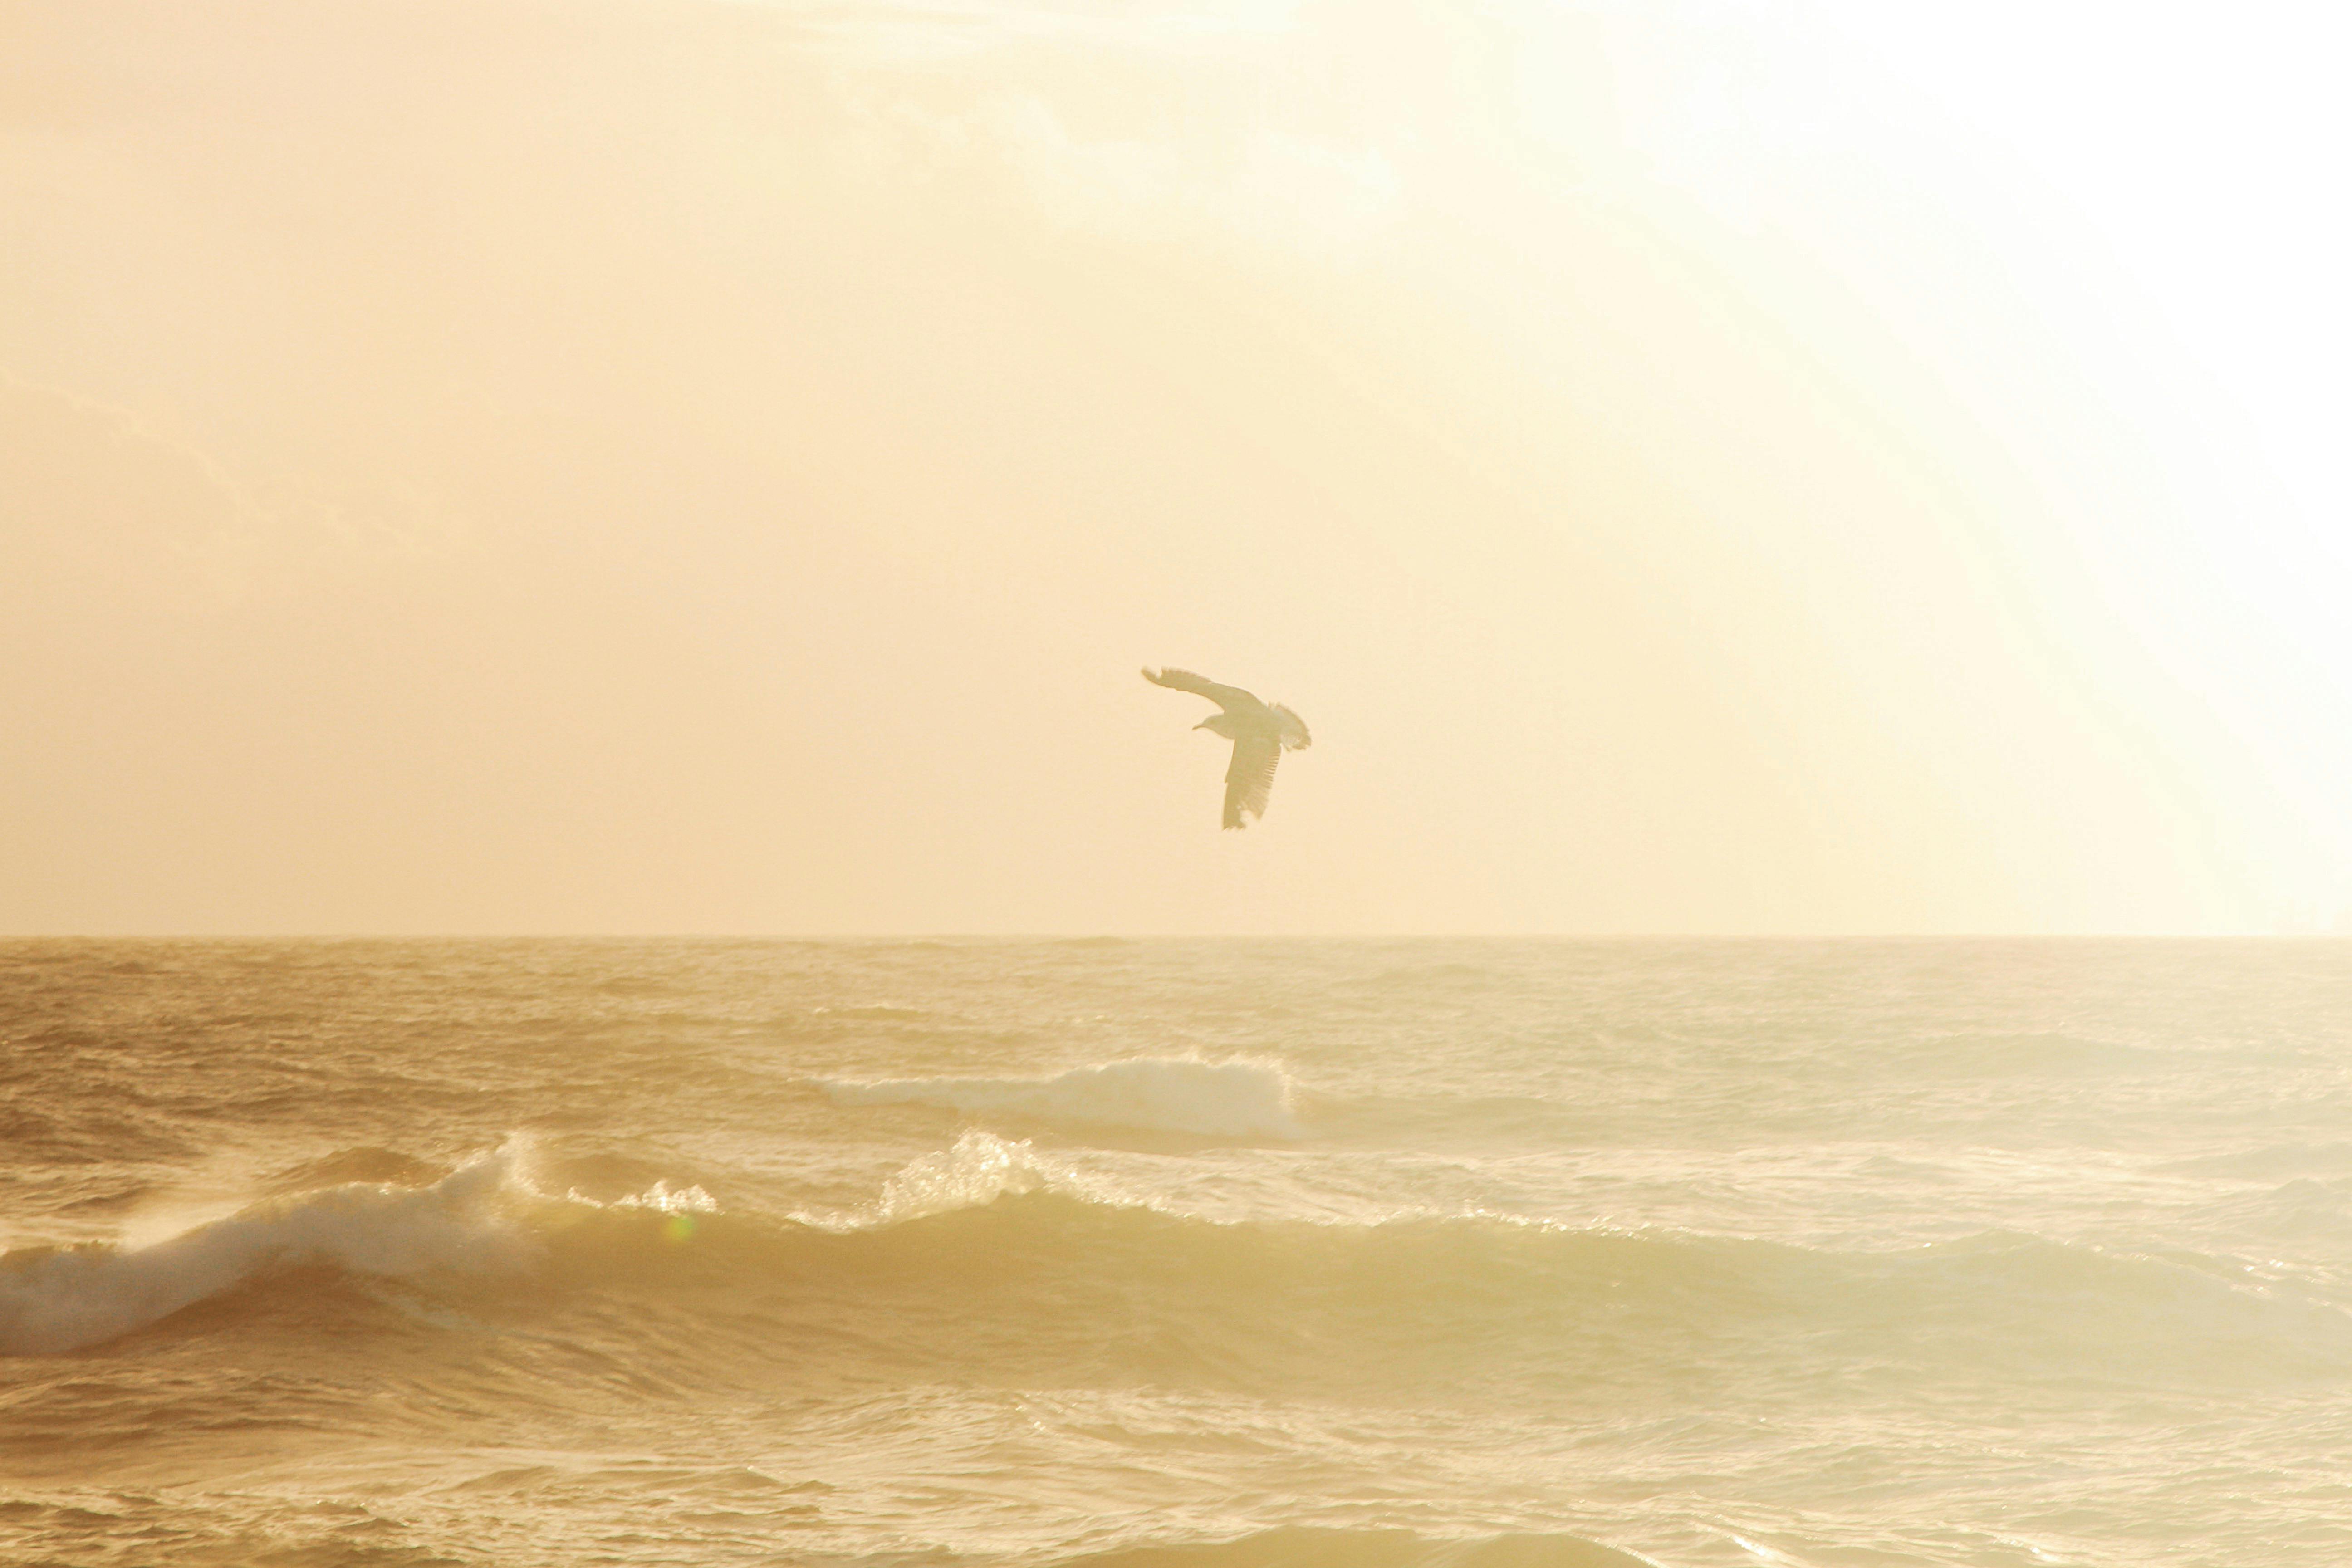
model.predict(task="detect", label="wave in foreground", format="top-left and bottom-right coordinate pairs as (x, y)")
top-left (823, 1057), bottom-right (1306, 1138)
top-left (0, 1144), bottom-right (710, 1355)
top-left (10, 1133), bottom-right (2350, 1406)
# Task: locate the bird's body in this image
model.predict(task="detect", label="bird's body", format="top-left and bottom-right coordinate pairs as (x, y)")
top-left (1142, 667), bottom-right (1311, 829)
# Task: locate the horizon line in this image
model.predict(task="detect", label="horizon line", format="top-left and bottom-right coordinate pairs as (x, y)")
top-left (6, 931), bottom-right (2346, 942)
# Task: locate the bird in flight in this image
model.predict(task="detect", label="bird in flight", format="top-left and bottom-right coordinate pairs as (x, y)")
top-left (1142, 667), bottom-right (1312, 830)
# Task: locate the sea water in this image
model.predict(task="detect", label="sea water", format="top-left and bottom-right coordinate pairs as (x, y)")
top-left (3, 938), bottom-right (2349, 1566)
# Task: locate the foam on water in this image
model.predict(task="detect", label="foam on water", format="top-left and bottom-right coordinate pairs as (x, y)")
top-left (793, 1129), bottom-right (1145, 1230)
top-left (823, 1056), bottom-right (1306, 1138)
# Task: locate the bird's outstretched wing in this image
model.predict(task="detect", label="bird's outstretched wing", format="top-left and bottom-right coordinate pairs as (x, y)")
top-left (1223, 735), bottom-right (1283, 829)
top-left (1143, 666), bottom-right (1258, 712)
top-left (1270, 704), bottom-right (1311, 750)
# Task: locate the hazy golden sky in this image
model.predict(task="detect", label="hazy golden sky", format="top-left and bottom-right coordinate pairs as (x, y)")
top-left (5, 0), bottom-right (2348, 934)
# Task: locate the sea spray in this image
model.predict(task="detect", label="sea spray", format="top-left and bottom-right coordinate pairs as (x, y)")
top-left (0, 1142), bottom-right (719, 1354)
top-left (0, 1147), bottom-right (530, 1354)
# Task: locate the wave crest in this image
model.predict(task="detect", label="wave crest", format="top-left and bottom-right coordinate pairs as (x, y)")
top-left (0, 1142), bottom-right (710, 1355)
top-left (794, 1131), bottom-right (1133, 1231)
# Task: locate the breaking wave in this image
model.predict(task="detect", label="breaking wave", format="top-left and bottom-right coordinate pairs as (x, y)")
top-left (13, 1137), bottom-right (2351, 1401)
top-left (792, 1129), bottom-right (1141, 1229)
top-left (0, 1143), bottom-right (713, 1356)
top-left (823, 1057), bottom-right (1305, 1138)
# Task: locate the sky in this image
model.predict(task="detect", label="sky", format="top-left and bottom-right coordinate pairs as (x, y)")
top-left (4, 0), bottom-right (2348, 935)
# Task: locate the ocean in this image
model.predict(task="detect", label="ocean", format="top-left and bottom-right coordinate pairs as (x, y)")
top-left (3, 938), bottom-right (2348, 1567)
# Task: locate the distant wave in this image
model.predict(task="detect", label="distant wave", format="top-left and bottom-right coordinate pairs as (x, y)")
top-left (1896, 1032), bottom-right (2181, 1077)
top-left (823, 1057), bottom-right (1305, 1138)
top-left (2158, 1142), bottom-right (2352, 1179)
top-left (1057, 1526), bottom-right (1658, 1568)
top-left (1354, 961), bottom-right (1497, 987)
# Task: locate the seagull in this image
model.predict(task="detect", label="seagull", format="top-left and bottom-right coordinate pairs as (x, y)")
top-left (1142, 667), bottom-right (1312, 829)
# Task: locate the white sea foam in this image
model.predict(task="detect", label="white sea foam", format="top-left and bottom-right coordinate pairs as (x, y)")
top-left (822, 1056), bottom-right (1305, 1138)
top-left (597, 1179), bottom-right (720, 1214)
top-left (790, 1131), bottom-right (1160, 1232)
top-left (0, 1143), bottom-right (710, 1355)
top-left (872, 1130), bottom-right (1057, 1222)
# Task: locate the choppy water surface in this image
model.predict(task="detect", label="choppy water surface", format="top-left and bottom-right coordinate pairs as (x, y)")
top-left (5, 938), bottom-right (2350, 1567)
